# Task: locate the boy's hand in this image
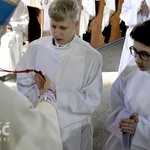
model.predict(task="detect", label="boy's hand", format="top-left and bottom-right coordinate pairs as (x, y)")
top-left (119, 113), bottom-right (139, 135)
top-left (34, 74), bottom-right (56, 96)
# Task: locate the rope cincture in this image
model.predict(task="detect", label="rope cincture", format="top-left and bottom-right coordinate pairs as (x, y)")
top-left (0, 68), bottom-right (34, 74)
top-left (0, 68), bottom-right (44, 78)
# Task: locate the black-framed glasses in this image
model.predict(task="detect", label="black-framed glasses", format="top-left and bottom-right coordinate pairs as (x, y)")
top-left (129, 46), bottom-right (150, 61)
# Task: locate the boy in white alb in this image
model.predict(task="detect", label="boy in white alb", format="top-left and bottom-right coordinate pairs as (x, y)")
top-left (17, 0), bottom-right (103, 149)
top-left (104, 20), bottom-right (150, 150)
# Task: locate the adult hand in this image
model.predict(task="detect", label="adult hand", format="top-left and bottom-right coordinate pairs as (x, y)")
top-left (138, 0), bottom-right (149, 16)
top-left (119, 114), bottom-right (139, 135)
top-left (34, 73), bottom-right (56, 96)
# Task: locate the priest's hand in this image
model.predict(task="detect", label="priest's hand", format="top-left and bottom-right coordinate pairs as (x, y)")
top-left (119, 114), bottom-right (139, 135)
top-left (34, 73), bottom-right (56, 96)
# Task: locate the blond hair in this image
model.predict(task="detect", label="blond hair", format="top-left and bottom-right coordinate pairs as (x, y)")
top-left (48, 0), bottom-right (79, 22)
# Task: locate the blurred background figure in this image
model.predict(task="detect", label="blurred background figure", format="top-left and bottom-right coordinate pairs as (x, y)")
top-left (118, 0), bottom-right (150, 74)
top-left (79, 0), bottom-right (96, 39)
top-left (102, 0), bottom-right (116, 32)
top-left (0, 0), bottom-right (29, 74)
top-left (41, 0), bottom-right (54, 36)
top-left (102, 0), bottom-right (116, 43)
top-left (23, 0), bottom-right (54, 37)
top-left (8, 0), bottom-right (29, 59)
top-left (22, 0), bottom-right (42, 42)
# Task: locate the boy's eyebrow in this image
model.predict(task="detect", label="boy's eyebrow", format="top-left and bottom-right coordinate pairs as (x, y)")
top-left (60, 26), bottom-right (68, 28)
top-left (133, 46), bottom-right (150, 53)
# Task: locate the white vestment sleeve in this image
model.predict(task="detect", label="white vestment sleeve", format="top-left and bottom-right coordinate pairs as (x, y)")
top-left (106, 75), bottom-right (131, 139)
top-left (131, 115), bottom-right (150, 149)
top-left (0, 81), bottom-right (62, 150)
top-left (79, 10), bottom-right (90, 38)
top-left (102, 0), bottom-right (116, 31)
top-left (82, 0), bottom-right (95, 17)
top-left (120, 0), bottom-right (150, 27)
top-left (105, 0), bottom-right (116, 11)
top-left (120, 0), bottom-right (139, 27)
top-left (17, 42), bottom-right (40, 107)
top-left (79, 0), bottom-right (95, 38)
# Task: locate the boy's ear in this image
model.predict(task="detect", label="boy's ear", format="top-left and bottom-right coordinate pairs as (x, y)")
top-left (75, 20), bottom-right (79, 27)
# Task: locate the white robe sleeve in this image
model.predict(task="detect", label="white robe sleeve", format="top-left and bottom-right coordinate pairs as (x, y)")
top-left (131, 115), bottom-right (150, 149)
top-left (120, 0), bottom-right (150, 27)
top-left (106, 75), bottom-right (131, 139)
top-left (0, 81), bottom-right (62, 150)
top-left (17, 42), bottom-right (40, 107)
top-left (82, 0), bottom-right (95, 17)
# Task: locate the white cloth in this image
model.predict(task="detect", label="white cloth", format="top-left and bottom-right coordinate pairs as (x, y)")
top-left (22, 0), bottom-right (42, 8)
top-left (17, 35), bottom-right (103, 150)
top-left (79, 0), bottom-right (115, 36)
top-left (118, 0), bottom-right (150, 74)
top-left (0, 1), bottom-right (29, 72)
top-left (0, 81), bottom-right (62, 150)
top-left (104, 65), bottom-right (150, 150)
top-left (102, 0), bottom-right (116, 31)
top-left (42, 0), bottom-right (54, 36)
top-left (79, 0), bottom-right (95, 38)
top-left (0, 32), bottom-right (18, 71)
top-left (10, 0), bottom-right (29, 55)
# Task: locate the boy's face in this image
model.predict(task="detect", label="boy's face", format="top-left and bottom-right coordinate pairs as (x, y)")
top-left (50, 18), bottom-right (78, 45)
top-left (134, 41), bottom-right (150, 71)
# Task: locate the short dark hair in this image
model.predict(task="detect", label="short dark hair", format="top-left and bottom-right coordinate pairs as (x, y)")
top-left (130, 20), bottom-right (150, 46)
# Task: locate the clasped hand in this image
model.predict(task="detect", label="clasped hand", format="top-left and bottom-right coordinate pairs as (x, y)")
top-left (119, 113), bottom-right (139, 135)
top-left (138, 0), bottom-right (149, 16)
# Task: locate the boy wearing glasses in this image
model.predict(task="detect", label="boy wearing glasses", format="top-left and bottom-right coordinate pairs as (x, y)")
top-left (103, 20), bottom-right (150, 150)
